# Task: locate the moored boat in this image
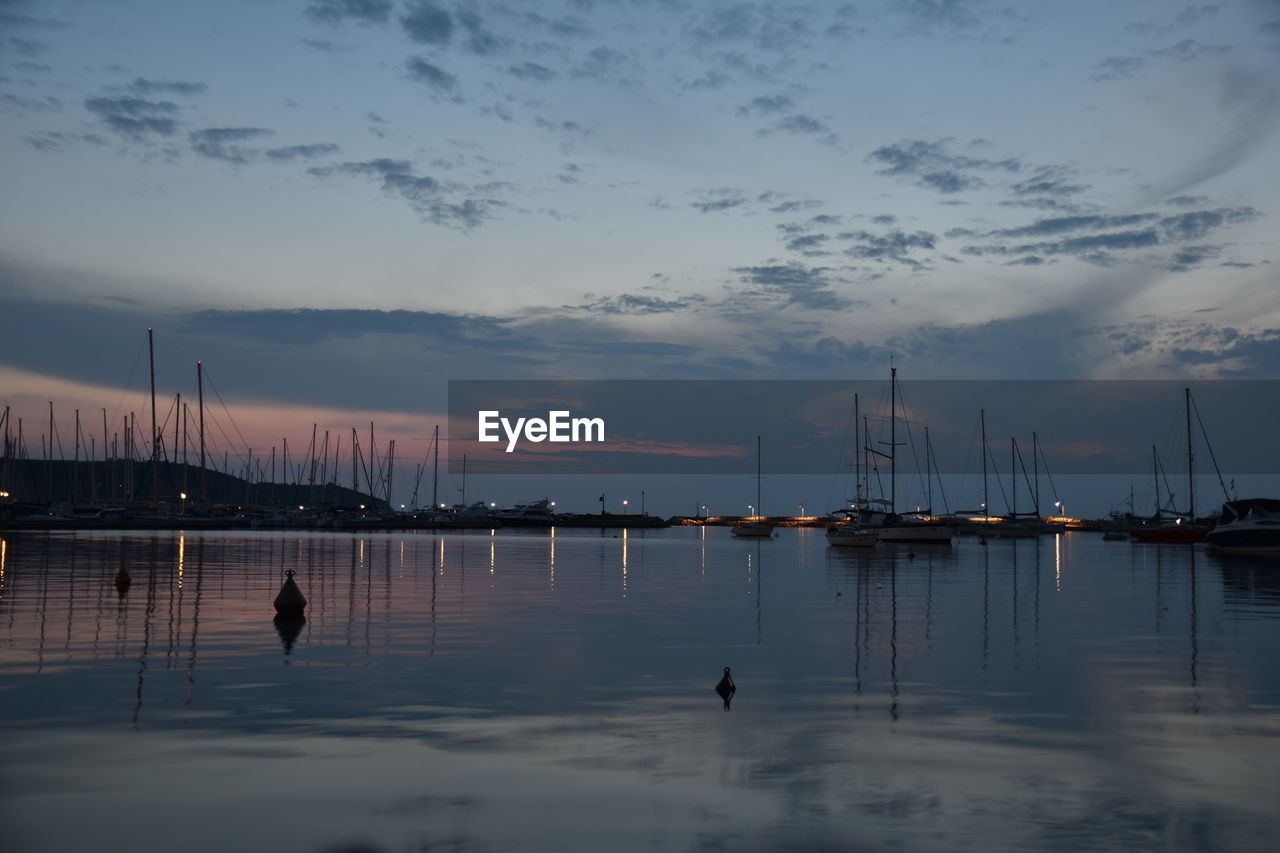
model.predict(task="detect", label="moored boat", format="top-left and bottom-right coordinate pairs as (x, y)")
top-left (1205, 498), bottom-right (1280, 553)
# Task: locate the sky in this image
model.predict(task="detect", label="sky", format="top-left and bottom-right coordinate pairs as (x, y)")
top-left (1, 0), bottom-right (1278, 514)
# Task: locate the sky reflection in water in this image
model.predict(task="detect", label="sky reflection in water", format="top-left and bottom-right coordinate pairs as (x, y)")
top-left (1, 528), bottom-right (1278, 852)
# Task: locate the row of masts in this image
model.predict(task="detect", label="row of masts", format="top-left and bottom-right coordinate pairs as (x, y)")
top-left (0, 329), bottom-right (417, 510)
top-left (843, 366), bottom-right (1061, 519)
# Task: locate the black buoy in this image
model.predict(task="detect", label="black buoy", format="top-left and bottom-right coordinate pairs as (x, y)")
top-left (114, 566), bottom-right (131, 596)
top-left (715, 666), bottom-right (736, 710)
top-left (273, 569), bottom-right (307, 615)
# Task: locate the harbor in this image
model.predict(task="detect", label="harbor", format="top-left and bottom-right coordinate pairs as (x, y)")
top-left (1, 526), bottom-right (1277, 852)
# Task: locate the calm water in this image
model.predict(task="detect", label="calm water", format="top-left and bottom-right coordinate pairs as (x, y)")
top-left (1, 528), bottom-right (1278, 852)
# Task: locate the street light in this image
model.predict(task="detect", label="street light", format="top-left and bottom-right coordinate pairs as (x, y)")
top-left (748, 504), bottom-right (754, 519)
top-left (623, 499), bottom-right (629, 515)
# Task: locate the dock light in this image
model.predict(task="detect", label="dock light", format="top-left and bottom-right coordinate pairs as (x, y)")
top-left (360, 504), bottom-right (366, 510)
top-left (748, 505), bottom-right (754, 518)
top-left (298, 505), bottom-right (304, 511)
top-left (400, 504), bottom-right (405, 509)
top-left (490, 502), bottom-right (496, 508)
top-left (623, 499), bottom-right (629, 512)
top-left (550, 501), bottom-right (556, 508)
top-left (0, 491), bottom-right (9, 498)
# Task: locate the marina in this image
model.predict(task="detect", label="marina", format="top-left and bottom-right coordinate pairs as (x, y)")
top-left (1, 526), bottom-right (1277, 852)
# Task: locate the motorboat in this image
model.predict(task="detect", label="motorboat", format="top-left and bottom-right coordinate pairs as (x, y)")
top-left (1205, 498), bottom-right (1280, 553)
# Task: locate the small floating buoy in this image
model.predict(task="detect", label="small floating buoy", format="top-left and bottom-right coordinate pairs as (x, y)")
top-left (907, 550), bottom-right (916, 560)
top-left (979, 538), bottom-right (988, 546)
top-left (114, 566), bottom-right (131, 595)
top-left (715, 666), bottom-right (736, 710)
top-left (836, 590), bottom-right (843, 597)
top-left (273, 569), bottom-right (307, 615)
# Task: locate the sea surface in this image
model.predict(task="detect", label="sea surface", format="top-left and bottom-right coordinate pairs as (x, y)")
top-left (1, 527), bottom-right (1278, 853)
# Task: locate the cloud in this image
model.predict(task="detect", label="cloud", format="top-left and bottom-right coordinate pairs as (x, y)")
top-left (189, 127), bottom-right (273, 164)
top-left (686, 4), bottom-right (813, 52)
top-left (507, 62), bottom-right (555, 82)
top-left (690, 189), bottom-right (748, 213)
top-left (84, 96), bottom-right (179, 139)
top-left (126, 78), bottom-right (207, 96)
top-left (738, 93), bottom-right (794, 116)
top-left (308, 158), bottom-right (507, 229)
top-left (960, 205), bottom-right (1258, 265)
top-left (839, 229), bottom-right (938, 266)
top-left (732, 262), bottom-right (854, 309)
top-left (1009, 166), bottom-right (1088, 199)
top-left (1167, 244), bottom-right (1220, 271)
top-left (405, 56), bottom-right (459, 93)
top-left (1151, 67), bottom-right (1280, 197)
top-left (892, 0), bottom-right (989, 34)
top-left (868, 138), bottom-right (1021, 193)
top-left (400, 1), bottom-right (453, 45)
top-left (756, 113), bottom-right (838, 145)
top-left (8, 36), bottom-right (47, 56)
top-left (304, 0), bottom-right (392, 25)
top-left (1091, 56), bottom-right (1145, 80)
top-left (264, 142), bottom-right (340, 162)
top-left (23, 130), bottom-right (106, 152)
top-left (573, 293), bottom-right (706, 315)
top-left (0, 93), bottom-right (60, 114)
top-left (1124, 5), bottom-right (1220, 37)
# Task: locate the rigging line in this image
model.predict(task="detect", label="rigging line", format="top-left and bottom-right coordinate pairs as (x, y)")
top-left (989, 438), bottom-right (1012, 515)
top-left (928, 429), bottom-right (952, 515)
top-left (893, 382), bottom-right (929, 509)
top-left (825, 394), bottom-right (858, 512)
top-left (107, 336), bottom-right (148, 431)
top-left (1036, 437), bottom-right (1062, 505)
top-left (1189, 393), bottom-right (1231, 502)
top-left (1015, 440), bottom-right (1036, 514)
top-left (200, 369), bottom-right (253, 460)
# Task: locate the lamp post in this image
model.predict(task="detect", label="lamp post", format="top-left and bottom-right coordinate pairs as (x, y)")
top-left (622, 499), bottom-right (629, 516)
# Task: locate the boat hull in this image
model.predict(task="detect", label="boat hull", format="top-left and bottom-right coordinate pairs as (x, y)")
top-left (732, 522), bottom-right (777, 538)
top-left (878, 523), bottom-right (954, 543)
top-left (826, 526), bottom-right (878, 547)
top-left (1129, 526), bottom-right (1209, 544)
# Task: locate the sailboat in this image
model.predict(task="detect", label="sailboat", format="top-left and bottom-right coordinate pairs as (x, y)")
top-left (874, 366), bottom-right (954, 544)
top-left (732, 436), bottom-right (776, 538)
top-left (827, 393), bottom-right (878, 547)
top-left (1129, 387), bottom-right (1218, 544)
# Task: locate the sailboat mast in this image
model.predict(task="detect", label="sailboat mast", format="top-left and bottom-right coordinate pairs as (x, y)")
top-left (432, 424), bottom-right (440, 509)
top-left (1185, 386), bottom-right (1195, 520)
top-left (925, 425), bottom-right (932, 514)
top-left (853, 393), bottom-right (861, 506)
top-left (148, 328), bottom-right (159, 504)
top-left (890, 366), bottom-right (896, 515)
top-left (981, 409), bottom-right (988, 520)
top-left (197, 361), bottom-right (207, 504)
top-left (1033, 431), bottom-right (1040, 518)
top-left (1010, 437), bottom-right (1017, 518)
top-left (756, 434), bottom-right (762, 519)
top-left (1152, 444), bottom-right (1159, 517)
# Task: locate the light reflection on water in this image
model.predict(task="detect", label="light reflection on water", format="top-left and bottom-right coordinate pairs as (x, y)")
top-left (0, 528), bottom-right (1278, 852)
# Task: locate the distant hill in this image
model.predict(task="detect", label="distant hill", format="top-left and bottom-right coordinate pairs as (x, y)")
top-left (0, 459), bottom-right (388, 512)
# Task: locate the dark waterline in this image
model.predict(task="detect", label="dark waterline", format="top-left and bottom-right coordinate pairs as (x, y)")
top-left (1, 528), bottom-right (1278, 852)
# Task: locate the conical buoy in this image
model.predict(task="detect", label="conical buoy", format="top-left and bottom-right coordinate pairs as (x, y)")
top-left (273, 569), bottom-right (307, 615)
top-left (715, 666), bottom-right (736, 710)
